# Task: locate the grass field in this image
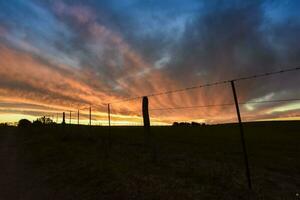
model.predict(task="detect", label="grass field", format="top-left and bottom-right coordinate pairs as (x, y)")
top-left (1, 121), bottom-right (300, 199)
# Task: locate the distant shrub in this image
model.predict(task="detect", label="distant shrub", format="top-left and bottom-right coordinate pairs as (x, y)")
top-left (35, 116), bottom-right (54, 125)
top-left (191, 122), bottom-right (201, 126)
top-left (172, 122), bottom-right (206, 127)
top-left (179, 122), bottom-right (191, 126)
top-left (0, 123), bottom-right (8, 127)
top-left (172, 122), bottom-right (179, 126)
top-left (32, 120), bottom-right (43, 126)
top-left (18, 119), bottom-right (32, 128)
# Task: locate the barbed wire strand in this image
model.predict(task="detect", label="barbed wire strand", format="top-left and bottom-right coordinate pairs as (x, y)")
top-left (109, 66), bottom-right (300, 104)
top-left (150, 98), bottom-right (300, 111)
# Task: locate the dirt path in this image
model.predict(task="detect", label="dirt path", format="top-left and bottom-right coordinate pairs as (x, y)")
top-left (0, 128), bottom-right (18, 200)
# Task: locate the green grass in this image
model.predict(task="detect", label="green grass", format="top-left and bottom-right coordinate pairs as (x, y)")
top-left (3, 121), bottom-right (300, 199)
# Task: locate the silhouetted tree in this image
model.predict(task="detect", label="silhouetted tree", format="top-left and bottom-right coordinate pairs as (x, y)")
top-left (32, 120), bottom-right (43, 126)
top-left (173, 122), bottom-right (206, 127)
top-left (18, 119), bottom-right (32, 128)
top-left (0, 123), bottom-right (8, 127)
top-left (179, 122), bottom-right (190, 126)
top-left (34, 116), bottom-right (54, 124)
top-left (191, 122), bottom-right (200, 126)
top-left (172, 122), bottom-right (179, 126)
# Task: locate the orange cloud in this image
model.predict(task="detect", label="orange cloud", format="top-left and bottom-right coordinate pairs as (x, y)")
top-left (1, 3), bottom-right (299, 125)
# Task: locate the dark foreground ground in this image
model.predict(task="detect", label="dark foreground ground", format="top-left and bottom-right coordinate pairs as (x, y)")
top-left (0, 121), bottom-right (299, 200)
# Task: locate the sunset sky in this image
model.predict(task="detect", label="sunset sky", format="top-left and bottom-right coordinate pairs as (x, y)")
top-left (0, 0), bottom-right (300, 125)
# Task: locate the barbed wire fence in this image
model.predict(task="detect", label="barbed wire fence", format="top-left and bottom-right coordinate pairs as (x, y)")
top-left (104, 66), bottom-right (300, 190)
top-left (9, 66), bottom-right (299, 127)
top-left (1, 66), bottom-right (299, 189)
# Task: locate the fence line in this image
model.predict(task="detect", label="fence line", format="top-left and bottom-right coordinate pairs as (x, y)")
top-left (1, 66), bottom-right (300, 190)
top-left (4, 97), bottom-right (299, 125)
top-left (103, 67), bottom-right (299, 190)
top-left (1, 66), bottom-right (299, 126)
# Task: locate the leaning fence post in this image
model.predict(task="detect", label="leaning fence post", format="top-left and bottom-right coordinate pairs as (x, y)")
top-left (230, 80), bottom-right (252, 189)
top-left (89, 106), bottom-right (92, 126)
top-left (62, 112), bottom-right (65, 125)
top-left (108, 104), bottom-right (111, 127)
top-left (69, 111), bottom-right (71, 124)
top-left (142, 96), bottom-right (150, 152)
top-left (107, 103), bottom-right (112, 156)
top-left (142, 96), bottom-right (156, 162)
top-left (77, 109), bottom-right (79, 125)
top-left (142, 96), bottom-right (150, 127)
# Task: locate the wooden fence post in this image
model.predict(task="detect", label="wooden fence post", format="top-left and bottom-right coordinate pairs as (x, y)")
top-left (230, 80), bottom-right (252, 189)
top-left (107, 103), bottom-right (112, 156)
top-left (62, 112), bottom-right (65, 125)
top-left (89, 106), bottom-right (92, 126)
top-left (69, 111), bottom-right (71, 124)
top-left (142, 96), bottom-right (150, 127)
top-left (77, 109), bottom-right (80, 125)
top-left (108, 104), bottom-right (111, 127)
top-left (142, 96), bottom-right (157, 162)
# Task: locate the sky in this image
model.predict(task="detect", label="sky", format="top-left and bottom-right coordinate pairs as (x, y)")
top-left (0, 0), bottom-right (300, 125)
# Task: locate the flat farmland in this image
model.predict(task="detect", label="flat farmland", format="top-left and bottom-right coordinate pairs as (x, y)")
top-left (0, 121), bottom-right (299, 199)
